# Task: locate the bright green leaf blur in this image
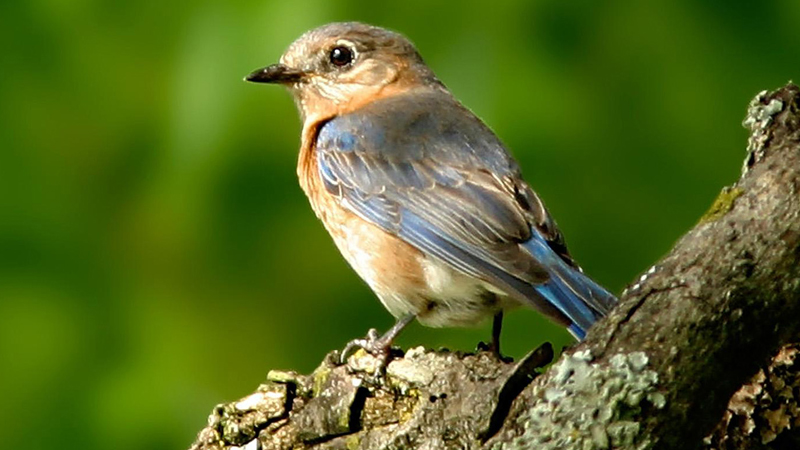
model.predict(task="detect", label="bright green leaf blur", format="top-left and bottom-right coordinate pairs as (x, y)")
top-left (1, 0), bottom-right (798, 449)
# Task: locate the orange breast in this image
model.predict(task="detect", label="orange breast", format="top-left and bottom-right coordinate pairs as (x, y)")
top-left (296, 135), bottom-right (427, 317)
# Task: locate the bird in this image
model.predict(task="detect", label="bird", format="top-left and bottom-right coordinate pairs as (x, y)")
top-left (245, 22), bottom-right (617, 365)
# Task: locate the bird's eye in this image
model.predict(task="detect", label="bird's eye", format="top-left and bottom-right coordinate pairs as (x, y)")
top-left (329, 46), bottom-right (353, 67)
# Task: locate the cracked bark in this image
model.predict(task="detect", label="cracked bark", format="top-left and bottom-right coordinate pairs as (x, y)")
top-left (189, 84), bottom-right (800, 450)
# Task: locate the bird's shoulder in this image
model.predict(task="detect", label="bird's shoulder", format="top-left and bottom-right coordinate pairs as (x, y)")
top-left (316, 88), bottom-right (519, 175)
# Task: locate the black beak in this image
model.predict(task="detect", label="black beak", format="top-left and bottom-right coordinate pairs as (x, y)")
top-left (244, 64), bottom-right (305, 84)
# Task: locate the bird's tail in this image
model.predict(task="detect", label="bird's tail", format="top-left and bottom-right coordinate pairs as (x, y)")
top-left (522, 232), bottom-right (618, 340)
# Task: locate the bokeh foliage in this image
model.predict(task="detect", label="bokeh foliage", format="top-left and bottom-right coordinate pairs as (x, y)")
top-left (1, 0), bottom-right (798, 449)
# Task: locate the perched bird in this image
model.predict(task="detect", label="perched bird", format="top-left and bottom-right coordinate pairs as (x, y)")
top-left (246, 22), bottom-right (617, 363)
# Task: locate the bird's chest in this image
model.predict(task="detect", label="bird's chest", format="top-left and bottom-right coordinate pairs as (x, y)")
top-left (297, 143), bottom-right (425, 301)
top-left (296, 143), bottom-right (508, 326)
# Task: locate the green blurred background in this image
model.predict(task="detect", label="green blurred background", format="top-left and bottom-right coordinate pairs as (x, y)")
top-left (1, 0), bottom-right (798, 448)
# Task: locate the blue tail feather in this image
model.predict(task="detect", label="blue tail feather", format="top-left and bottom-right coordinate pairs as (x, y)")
top-left (522, 230), bottom-right (617, 340)
top-left (568, 324), bottom-right (587, 340)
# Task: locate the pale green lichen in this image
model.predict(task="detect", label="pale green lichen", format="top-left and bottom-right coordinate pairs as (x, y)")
top-left (311, 364), bottom-right (332, 398)
top-left (387, 351), bottom-right (435, 389)
top-left (497, 351), bottom-right (665, 450)
top-left (266, 369), bottom-right (298, 384)
top-left (346, 434), bottom-right (361, 450)
top-left (267, 369), bottom-right (312, 397)
top-left (699, 187), bottom-right (744, 224)
top-left (742, 89), bottom-right (785, 174)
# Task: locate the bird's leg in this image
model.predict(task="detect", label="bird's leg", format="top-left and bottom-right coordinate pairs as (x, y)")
top-left (486, 311), bottom-right (513, 363)
top-left (340, 314), bottom-right (415, 369)
top-left (490, 311), bottom-right (503, 356)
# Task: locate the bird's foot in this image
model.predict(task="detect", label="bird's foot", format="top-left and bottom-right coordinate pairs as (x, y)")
top-left (338, 316), bottom-right (414, 376)
top-left (477, 341), bottom-right (514, 364)
top-left (339, 328), bottom-right (397, 375)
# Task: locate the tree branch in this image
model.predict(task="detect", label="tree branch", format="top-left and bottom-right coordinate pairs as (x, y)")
top-left (189, 83), bottom-right (800, 450)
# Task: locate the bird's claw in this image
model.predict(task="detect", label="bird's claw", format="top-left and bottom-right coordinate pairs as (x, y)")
top-left (477, 341), bottom-right (514, 363)
top-left (339, 328), bottom-right (394, 374)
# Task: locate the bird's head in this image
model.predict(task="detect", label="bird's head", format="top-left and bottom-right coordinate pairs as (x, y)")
top-left (246, 22), bottom-right (442, 121)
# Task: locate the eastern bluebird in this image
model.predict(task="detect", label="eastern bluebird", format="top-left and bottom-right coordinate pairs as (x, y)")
top-left (246, 22), bottom-right (617, 363)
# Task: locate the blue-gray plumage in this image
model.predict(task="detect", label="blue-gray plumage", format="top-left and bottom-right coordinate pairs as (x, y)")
top-left (316, 88), bottom-right (614, 339)
top-left (246, 22), bottom-right (617, 362)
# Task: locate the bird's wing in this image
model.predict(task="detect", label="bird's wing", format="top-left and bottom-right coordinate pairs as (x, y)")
top-left (315, 90), bottom-right (567, 305)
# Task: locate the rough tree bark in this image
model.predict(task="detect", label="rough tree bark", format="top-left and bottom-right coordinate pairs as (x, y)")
top-left (189, 84), bottom-right (800, 450)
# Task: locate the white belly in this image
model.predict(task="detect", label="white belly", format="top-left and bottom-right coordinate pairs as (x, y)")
top-left (381, 255), bottom-right (519, 328)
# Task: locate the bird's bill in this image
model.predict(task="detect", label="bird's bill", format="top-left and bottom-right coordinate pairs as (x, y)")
top-left (245, 64), bottom-right (305, 84)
